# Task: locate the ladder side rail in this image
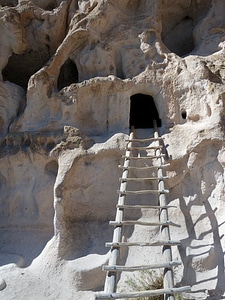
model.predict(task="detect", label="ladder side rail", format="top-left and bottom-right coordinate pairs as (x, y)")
top-left (154, 120), bottom-right (175, 300)
top-left (103, 130), bottom-right (134, 294)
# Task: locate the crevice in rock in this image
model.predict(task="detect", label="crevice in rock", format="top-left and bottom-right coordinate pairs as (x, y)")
top-left (57, 59), bottom-right (79, 90)
top-left (130, 93), bottom-right (161, 129)
top-left (0, 116), bottom-right (5, 132)
top-left (115, 51), bottom-right (125, 80)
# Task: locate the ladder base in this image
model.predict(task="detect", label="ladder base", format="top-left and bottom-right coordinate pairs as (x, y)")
top-left (95, 286), bottom-right (191, 299)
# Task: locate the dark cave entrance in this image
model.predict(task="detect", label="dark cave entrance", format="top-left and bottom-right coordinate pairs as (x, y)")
top-left (162, 16), bottom-right (195, 57)
top-left (129, 94), bottom-right (161, 129)
top-left (2, 48), bottom-right (52, 91)
top-left (57, 59), bottom-right (78, 90)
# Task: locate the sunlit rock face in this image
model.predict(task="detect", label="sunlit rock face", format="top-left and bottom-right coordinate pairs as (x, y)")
top-left (0, 0), bottom-right (225, 299)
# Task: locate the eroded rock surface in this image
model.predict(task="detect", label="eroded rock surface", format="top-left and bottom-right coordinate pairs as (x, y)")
top-left (0, 0), bottom-right (225, 299)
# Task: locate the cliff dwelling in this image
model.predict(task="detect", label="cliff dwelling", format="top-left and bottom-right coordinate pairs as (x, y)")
top-left (0, 0), bottom-right (225, 300)
top-left (129, 93), bottom-right (161, 129)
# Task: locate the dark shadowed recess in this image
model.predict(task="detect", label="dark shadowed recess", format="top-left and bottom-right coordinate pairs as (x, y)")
top-left (57, 59), bottom-right (79, 90)
top-left (2, 47), bottom-right (52, 90)
top-left (162, 16), bottom-right (195, 57)
top-left (130, 94), bottom-right (161, 129)
top-left (0, 0), bottom-right (18, 6)
top-left (0, 0), bottom-right (57, 9)
top-left (161, 0), bottom-right (212, 57)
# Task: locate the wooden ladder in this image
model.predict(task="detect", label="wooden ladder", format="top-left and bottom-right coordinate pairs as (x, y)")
top-left (95, 121), bottom-right (191, 299)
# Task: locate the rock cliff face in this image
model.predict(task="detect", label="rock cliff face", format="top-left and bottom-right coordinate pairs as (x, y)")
top-left (0, 0), bottom-right (225, 299)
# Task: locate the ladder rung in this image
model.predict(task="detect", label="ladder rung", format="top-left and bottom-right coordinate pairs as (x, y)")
top-left (126, 146), bottom-right (162, 150)
top-left (118, 164), bottom-right (170, 170)
top-left (95, 286), bottom-right (191, 299)
top-left (102, 260), bottom-right (182, 272)
top-left (116, 204), bottom-right (176, 209)
top-left (105, 240), bottom-right (181, 247)
top-left (123, 155), bottom-right (165, 160)
top-left (126, 137), bottom-right (163, 143)
top-left (109, 220), bottom-right (181, 227)
top-left (117, 189), bottom-right (169, 195)
top-left (119, 176), bottom-right (168, 182)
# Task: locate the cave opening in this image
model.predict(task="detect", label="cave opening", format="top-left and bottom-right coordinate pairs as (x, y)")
top-left (2, 48), bottom-right (51, 90)
top-left (129, 94), bottom-right (161, 129)
top-left (162, 16), bottom-right (195, 57)
top-left (57, 59), bottom-right (78, 90)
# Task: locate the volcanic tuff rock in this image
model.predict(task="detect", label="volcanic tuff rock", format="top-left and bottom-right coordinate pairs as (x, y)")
top-left (0, 0), bottom-right (225, 299)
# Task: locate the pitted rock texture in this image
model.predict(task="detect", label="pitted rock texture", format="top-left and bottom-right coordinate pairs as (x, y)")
top-left (0, 0), bottom-right (225, 299)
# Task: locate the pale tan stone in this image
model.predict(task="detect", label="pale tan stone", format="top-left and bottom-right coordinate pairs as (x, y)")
top-left (0, 1), bottom-right (225, 299)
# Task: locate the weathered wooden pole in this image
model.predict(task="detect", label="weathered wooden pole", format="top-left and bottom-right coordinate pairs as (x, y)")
top-left (153, 120), bottom-right (175, 300)
top-left (103, 129), bottom-right (134, 294)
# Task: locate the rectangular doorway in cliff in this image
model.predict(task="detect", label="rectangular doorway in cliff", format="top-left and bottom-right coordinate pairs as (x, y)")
top-left (129, 93), bottom-right (161, 129)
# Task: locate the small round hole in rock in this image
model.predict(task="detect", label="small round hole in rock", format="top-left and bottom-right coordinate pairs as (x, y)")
top-left (181, 110), bottom-right (187, 119)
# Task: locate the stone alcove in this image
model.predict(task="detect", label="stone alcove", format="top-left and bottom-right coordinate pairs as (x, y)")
top-left (162, 16), bottom-right (195, 57)
top-left (2, 48), bottom-right (52, 90)
top-left (129, 93), bottom-right (161, 129)
top-left (57, 59), bottom-right (79, 90)
top-left (160, 0), bottom-right (212, 57)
